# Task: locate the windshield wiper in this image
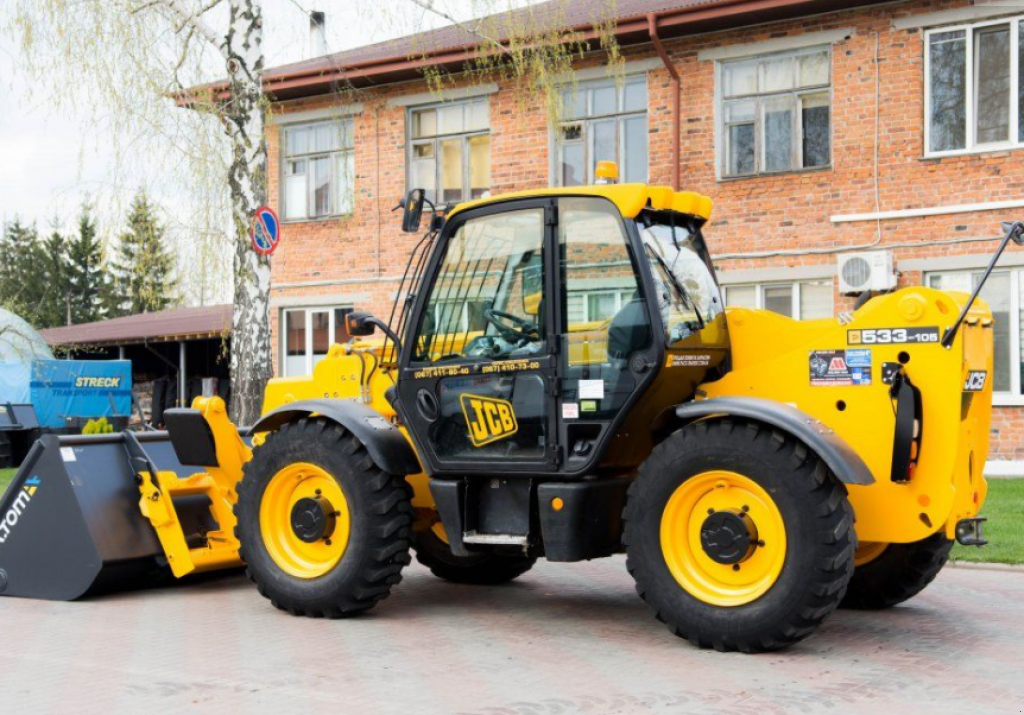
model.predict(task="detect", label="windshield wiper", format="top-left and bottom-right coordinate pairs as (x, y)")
top-left (648, 249), bottom-right (705, 330)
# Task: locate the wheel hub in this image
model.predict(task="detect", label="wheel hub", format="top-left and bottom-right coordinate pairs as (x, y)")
top-left (290, 496), bottom-right (337, 543)
top-left (700, 509), bottom-right (758, 565)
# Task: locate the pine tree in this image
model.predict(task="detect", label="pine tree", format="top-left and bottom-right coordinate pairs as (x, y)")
top-left (0, 218), bottom-right (44, 322)
top-left (65, 204), bottom-right (108, 324)
top-left (36, 222), bottom-right (71, 328)
top-left (109, 192), bottom-right (177, 317)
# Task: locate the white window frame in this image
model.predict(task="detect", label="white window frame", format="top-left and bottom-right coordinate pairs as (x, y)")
top-left (580, 289), bottom-right (635, 322)
top-left (280, 119), bottom-right (355, 222)
top-left (406, 97), bottom-right (491, 204)
top-left (924, 16), bottom-right (1023, 158)
top-left (552, 75), bottom-right (649, 187)
top-left (280, 306), bottom-right (352, 377)
top-left (716, 46), bottom-right (833, 179)
top-left (723, 280), bottom-right (834, 320)
top-left (925, 268), bottom-right (1024, 405)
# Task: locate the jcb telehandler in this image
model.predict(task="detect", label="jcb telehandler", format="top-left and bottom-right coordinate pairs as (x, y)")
top-left (0, 164), bottom-right (1012, 651)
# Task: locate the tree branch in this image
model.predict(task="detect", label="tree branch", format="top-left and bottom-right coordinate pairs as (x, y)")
top-left (151, 0), bottom-right (227, 58)
top-left (402, 0), bottom-right (513, 57)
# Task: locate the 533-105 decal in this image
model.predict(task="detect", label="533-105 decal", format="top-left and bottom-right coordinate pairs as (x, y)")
top-left (848, 327), bottom-right (940, 345)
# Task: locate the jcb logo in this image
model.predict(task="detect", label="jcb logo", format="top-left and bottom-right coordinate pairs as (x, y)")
top-left (460, 394), bottom-right (518, 447)
top-left (964, 371), bottom-right (987, 392)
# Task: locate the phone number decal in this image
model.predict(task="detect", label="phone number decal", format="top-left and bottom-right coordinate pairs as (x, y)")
top-left (848, 327), bottom-right (940, 345)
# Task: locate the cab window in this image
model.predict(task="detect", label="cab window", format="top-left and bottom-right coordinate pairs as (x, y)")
top-left (638, 213), bottom-right (723, 344)
top-left (413, 208), bottom-right (546, 363)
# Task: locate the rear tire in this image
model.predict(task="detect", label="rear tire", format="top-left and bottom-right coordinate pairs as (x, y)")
top-left (841, 533), bottom-right (953, 610)
top-left (235, 418), bottom-right (413, 618)
top-left (413, 526), bottom-right (535, 585)
top-left (624, 419), bottom-right (856, 652)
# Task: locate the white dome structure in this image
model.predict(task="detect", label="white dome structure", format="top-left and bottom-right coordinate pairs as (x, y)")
top-left (0, 308), bottom-right (53, 363)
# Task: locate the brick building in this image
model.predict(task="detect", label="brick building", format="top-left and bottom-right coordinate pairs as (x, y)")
top-left (258, 0), bottom-right (1024, 470)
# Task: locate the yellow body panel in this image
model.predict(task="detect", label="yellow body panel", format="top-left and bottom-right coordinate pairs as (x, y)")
top-left (446, 184), bottom-right (713, 222)
top-left (701, 288), bottom-right (992, 544)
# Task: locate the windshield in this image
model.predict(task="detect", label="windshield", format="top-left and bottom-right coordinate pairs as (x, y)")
top-left (638, 214), bottom-right (723, 344)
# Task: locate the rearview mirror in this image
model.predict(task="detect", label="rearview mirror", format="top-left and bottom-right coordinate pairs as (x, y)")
top-left (345, 311), bottom-right (378, 337)
top-left (402, 189), bottom-right (426, 234)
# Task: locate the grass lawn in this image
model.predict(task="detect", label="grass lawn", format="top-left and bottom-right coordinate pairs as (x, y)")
top-left (952, 478), bottom-right (1024, 565)
top-left (0, 467), bottom-right (16, 499)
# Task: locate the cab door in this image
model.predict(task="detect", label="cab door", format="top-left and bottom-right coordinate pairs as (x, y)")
top-left (396, 200), bottom-right (558, 476)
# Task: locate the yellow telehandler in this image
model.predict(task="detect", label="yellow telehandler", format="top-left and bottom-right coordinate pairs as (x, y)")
top-left (0, 164), bottom-right (1011, 651)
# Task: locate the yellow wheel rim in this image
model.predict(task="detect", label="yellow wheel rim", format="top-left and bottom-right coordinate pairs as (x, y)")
top-left (854, 541), bottom-right (888, 567)
top-left (660, 470), bottom-right (787, 607)
top-left (259, 462), bottom-right (351, 579)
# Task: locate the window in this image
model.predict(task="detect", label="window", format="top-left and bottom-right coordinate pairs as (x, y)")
top-left (282, 120), bottom-right (355, 220)
top-left (719, 47), bottom-right (832, 178)
top-left (409, 98), bottom-right (491, 203)
top-left (281, 307), bottom-right (352, 376)
top-left (723, 280), bottom-right (834, 319)
top-left (928, 270), bottom-right (1024, 399)
top-left (556, 76), bottom-right (648, 186)
top-left (413, 208), bottom-right (545, 363)
top-left (926, 18), bottom-right (1024, 155)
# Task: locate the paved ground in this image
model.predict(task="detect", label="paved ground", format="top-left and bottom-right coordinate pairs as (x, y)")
top-left (0, 557), bottom-right (1022, 715)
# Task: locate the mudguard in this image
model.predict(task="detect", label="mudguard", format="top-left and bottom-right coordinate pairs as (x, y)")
top-left (675, 397), bottom-right (875, 486)
top-left (252, 399), bottom-right (422, 476)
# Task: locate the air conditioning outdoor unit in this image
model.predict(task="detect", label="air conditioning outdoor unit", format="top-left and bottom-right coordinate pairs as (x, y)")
top-left (837, 250), bottom-right (897, 295)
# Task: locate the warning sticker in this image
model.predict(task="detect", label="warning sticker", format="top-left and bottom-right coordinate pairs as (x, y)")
top-left (810, 349), bottom-right (872, 387)
top-left (667, 354), bottom-right (712, 368)
top-left (562, 403), bottom-right (579, 419)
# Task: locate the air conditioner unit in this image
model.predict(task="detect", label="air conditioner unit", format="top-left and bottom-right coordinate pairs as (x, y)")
top-left (837, 250), bottom-right (897, 295)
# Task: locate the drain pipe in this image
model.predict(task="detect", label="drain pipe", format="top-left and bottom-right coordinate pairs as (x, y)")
top-left (648, 12), bottom-right (680, 190)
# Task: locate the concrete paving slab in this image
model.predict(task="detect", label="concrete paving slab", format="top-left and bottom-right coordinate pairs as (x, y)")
top-left (0, 556), bottom-right (1021, 715)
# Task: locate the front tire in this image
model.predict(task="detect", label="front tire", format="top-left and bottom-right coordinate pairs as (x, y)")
top-left (841, 533), bottom-right (953, 609)
top-left (235, 419), bottom-right (413, 618)
top-left (413, 524), bottom-right (536, 585)
top-left (624, 419), bottom-right (856, 652)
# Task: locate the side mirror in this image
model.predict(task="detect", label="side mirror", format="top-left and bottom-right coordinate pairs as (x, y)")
top-left (345, 311), bottom-right (377, 337)
top-left (402, 188), bottom-right (426, 234)
top-left (1002, 221), bottom-right (1024, 246)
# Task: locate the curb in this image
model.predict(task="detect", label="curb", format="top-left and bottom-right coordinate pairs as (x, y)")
top-left (948, 560), bottom-right (1024, 574)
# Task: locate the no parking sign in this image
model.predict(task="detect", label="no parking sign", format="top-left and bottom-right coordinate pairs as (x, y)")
top-left (251, 206), bottom-right (280, 256)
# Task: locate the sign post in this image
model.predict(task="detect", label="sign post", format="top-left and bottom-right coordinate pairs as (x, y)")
top-left (251, 206), bottom-right (280, 256)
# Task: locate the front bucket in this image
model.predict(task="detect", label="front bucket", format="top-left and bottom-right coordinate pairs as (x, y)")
top-left (0, 432), bottom-right (216, 601)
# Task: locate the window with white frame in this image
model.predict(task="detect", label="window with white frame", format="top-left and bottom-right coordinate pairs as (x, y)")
top-left (925, 18), bottom-right (1024, 155)
top-left (928, 270), bottom-right (1022, 397)
top-left (556, 75), bottom-right (648, 186)
top-left (722, 280), bottom-right (834, 319)
top-left (566, 288), bottom-right (636, 324)
top-left (282, 306), bottom-right (353, 377)
top-left (282, 119), bottom-right (355, 220)
top-left (719, 47), bottom-right (832, 178)
top-left (409, 98), bottom-right (491, 204)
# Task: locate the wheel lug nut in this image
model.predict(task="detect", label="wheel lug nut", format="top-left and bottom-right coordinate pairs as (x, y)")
top-left (315, 489), bottom-right (322, 495)
top-left (324, 538), bottom-right (332, 546)
top-left (707, 508), bottom-right (715, 515)
top-left (732, 564), bottom-right (740, 571)
top-left (742, 505), bottom-right (750, 512)
top-left (758, 540), bottom-right (766, 547)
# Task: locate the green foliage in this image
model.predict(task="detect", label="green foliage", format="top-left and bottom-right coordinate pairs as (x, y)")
top-left (35, 223), bottom-right (72, 328)
top-left (65, 204), bottom-right (111, 325)
top-left (108, 192), bottom-right (177, 317)
top-left (0, 218), bottom-right (44, 322)
top-left (953, 478), bottom-right (1024, 565)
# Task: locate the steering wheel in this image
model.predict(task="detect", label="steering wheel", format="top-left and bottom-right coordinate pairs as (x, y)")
top-left (484, 309), bottom-right (538, 341)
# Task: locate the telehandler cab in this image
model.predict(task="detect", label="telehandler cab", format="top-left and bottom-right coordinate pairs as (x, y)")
top-left (0, 164), bottom-right (1013, 652)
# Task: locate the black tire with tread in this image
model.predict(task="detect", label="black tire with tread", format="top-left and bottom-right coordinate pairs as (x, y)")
top-left (413, 528), bottom-right (536, 585)
top-left (234, 418), bottom-right (413, 618)
top-left (841, 532), bottom-right (953, 609)
top-left (623, 418), bottom-right (857, 652)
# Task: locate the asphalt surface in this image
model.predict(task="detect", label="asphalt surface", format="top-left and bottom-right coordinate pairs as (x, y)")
top-left (0, 556), bottom-right (1021, 715)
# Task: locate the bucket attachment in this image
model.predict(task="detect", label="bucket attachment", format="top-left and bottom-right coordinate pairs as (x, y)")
top-left (0, 396), bottom-right (249, 601)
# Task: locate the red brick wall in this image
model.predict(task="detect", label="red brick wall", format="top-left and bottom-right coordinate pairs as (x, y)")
top-left (266, 0), bottom-right (1024, 460)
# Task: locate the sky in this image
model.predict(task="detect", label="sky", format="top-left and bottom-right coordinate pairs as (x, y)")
top-left (0, 1), bottom-right (535, 304)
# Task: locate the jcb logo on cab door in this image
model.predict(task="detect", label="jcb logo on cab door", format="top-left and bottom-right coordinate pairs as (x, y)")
top-left (964, 371), bottom-right (987, 392)
top-left (460, 394), bottom-right (518, 447)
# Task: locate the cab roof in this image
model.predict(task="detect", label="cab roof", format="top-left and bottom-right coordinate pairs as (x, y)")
top-left (445, 184), bottom-right (713, 222)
